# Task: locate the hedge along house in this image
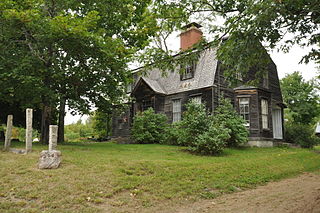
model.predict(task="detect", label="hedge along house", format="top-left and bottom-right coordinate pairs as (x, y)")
top-left (112, 23), bottom-right (285, 147)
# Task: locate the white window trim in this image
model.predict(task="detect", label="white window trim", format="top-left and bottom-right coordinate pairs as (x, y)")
top-left (239, 97), bottom-right (250, 127)
top-left (172, 99), bottom-right (181, 123)
top-left (261, 99), bottom-right (269, 129)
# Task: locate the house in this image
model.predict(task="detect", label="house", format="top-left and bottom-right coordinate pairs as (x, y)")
top-left (112, 23), bottom-right (285, 147)
top-left (316, 122), bottom-right (320, 137)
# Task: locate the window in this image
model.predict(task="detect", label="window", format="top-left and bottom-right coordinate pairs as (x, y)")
top-left (181, 63), bottom-right (196, 80)
top-left (190, 95), bottom-right (202, 104)
top-left (126, 83), bottom-right (132, 93)
top-left (263, 72), bottom-right (269, 88)
top-left (142, 99), bottom-right (152, 111)
top-left (172, 99), bottom-right (181, 122)
top-left (239, 98), bottom-right (250, 126)
top-left (235, 71), bottom-right (243, 81)
top-left (261, 99), bottom-right (269, 129)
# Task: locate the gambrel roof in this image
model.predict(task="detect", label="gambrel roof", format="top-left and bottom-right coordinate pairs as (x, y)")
top-left (132, 48), bottom-right (218, 95)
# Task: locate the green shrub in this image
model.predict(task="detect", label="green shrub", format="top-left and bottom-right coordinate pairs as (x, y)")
top-left (177, 102), bottom-right (210, 146)
top-left (162, 122), bottom-right (182, 145)
top-left (131, 108), bottom-right (168, 144)
top-left (285, 122), bottom-right (319, 148)
top-left (214, 98), bottom-right (249, 147)
top-left (191, 122), bottom-right (230, 155)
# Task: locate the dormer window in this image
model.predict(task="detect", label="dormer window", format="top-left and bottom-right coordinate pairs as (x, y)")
top-left (181, 63), bottom-right (196, 80)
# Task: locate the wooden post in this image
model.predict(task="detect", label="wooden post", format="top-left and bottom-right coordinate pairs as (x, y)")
top-left (48, 125), bottom-right (58, 151)
top-left (4, 115), bottom-right (13, 151)
top-left (25, 108), bottom-right (33, 153)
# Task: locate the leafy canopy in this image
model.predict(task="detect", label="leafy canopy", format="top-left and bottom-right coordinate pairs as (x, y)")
top-left (280, 71), bottom-right (320, 125)
top-left (0, 0), bottom-right (158, 116)
top-left (141, 0), bottom-right (319, 80)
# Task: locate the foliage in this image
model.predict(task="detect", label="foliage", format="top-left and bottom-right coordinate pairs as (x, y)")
top-left (285, 122), bottom-right (319, 148)
top-left (64, 119), bottom-right (95, 142)
top-left (0, 0), bottom-right (158, 142)
top-left (281, 72), bottom-right (320, 125)
top-left (191, 121), bottom-right (230, 155)
top-left (141, 0), bottom-right (320, 81)
top-left (131, 108), bottom-right (168, 144)
top-left (177, 101), bottom-right (210, 146)
top-left (91, 110), bottom-right (112, 139)
top-left (214, 98), bottom-right (249, 147)
top-left (175, 100), bottom-right (248, 154)
top-left (162, 122), bottom-right (182, 146)
top-left (1, 142), bottom-right (320, 212)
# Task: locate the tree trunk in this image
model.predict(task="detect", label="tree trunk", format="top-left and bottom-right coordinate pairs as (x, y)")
top-left (57, 96), bottom-right (66, 143)
top-left (40, 105), bottom-right (52, 144)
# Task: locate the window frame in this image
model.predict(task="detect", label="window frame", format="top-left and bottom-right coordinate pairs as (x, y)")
top-left (172, 99), bottom-right (182, 123)
top-left (239, 97), bottom-right (250, 127)
top-left (189, 94), bottom-right (202, 105)
top-left (181, 63), bottom-right (196, 80)
top-left (261, 99), bottom-right (269, 129)
top-left (263, 72), bottom-right (269, 89)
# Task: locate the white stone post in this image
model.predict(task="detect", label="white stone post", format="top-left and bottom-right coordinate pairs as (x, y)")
top-left (4, 115), bottom-right (13, 151)
top-left (48, 125), bottom-right (58, 151)
top-left (25, 108), bottom-right (33, 153)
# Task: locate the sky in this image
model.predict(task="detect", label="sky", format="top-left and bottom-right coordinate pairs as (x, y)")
top-left (65, 31), bottom-right (319, 125)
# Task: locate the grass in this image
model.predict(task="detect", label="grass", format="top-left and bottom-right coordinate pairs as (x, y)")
top-left (1, 141), bottom-right (320, 212)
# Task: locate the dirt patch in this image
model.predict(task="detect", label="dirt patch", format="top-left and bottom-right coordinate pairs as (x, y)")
top-left (141, 172), bottom-right (320, 213)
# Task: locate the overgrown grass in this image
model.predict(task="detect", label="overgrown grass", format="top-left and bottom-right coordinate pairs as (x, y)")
top-left (1, 142), bottom-right (320, 212)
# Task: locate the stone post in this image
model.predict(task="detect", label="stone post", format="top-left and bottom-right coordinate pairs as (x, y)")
top-left (25, 108), bottom-right (33, 153)
top-left (49, 125), bottom-right (58, 151)
top-left (4, 115), bottom-right (13, 151)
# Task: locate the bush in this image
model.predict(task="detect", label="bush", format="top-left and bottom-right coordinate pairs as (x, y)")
top-left (285, 122), bottom-right (319, 148)
top-left (163, 122), bottom-right (182, 145)
top-left (191, 122), bottom-right (230, 155)
top-left (131, 108), bottom-right (168, 144)
top-left (177, 102), bottom-right (210, 146)
top-left (173, 99), bottom-right (249, 155)
top-left (214, 98), bottom-right (249, 147)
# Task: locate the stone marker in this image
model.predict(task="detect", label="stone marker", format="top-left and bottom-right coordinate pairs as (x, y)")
top-left (38, 150), bottom-right (62, 169)
top-left (48, 125), bottom-right (58, 151)
top-left (25, 108), bottom-right (33, 153)
top-left (4, 115), bottom-right (13, 151)
top-left (39, 124), bottom-right (61, 169)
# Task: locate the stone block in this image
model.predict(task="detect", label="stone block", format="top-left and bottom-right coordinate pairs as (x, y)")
top-left (38, 150), bottom-right (62, 169)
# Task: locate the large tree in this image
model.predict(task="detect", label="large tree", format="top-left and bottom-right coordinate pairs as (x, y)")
top-left (280, 71), bottom-right (320, 124)
top-left (0, 0), bottom-right (157, 143)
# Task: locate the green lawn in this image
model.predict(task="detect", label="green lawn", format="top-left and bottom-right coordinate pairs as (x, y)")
top-left (1, 142), bottom-right (320, 212)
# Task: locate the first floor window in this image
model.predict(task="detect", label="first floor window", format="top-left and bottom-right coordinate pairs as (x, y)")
top-left (142, 99), bottom-right (152, 111)
top-left (261, 99), bottom-right (269, 129)
top-left (172, 99), bottom-right (181, 122)
top-left (239, 97), bottom-right (250, 126)
top-left (190, 95), bottom-right (202, 104)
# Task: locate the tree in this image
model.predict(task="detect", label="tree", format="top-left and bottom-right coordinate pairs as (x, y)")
top-left (92, 110), bottom-right (112, 139)
top-left (0, 0), bottom-right (157, 143)
top-left (141, 0), bottom-right (319, 80)
top-left (280, 71), bottom-right (320, 124)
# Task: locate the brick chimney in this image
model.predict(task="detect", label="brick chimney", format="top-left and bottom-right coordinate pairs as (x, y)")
top-left (180, 22), bottom-right (203, 51)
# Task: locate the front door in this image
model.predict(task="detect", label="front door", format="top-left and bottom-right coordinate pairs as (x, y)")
top-left (272, 108), bottom-right (283, 139)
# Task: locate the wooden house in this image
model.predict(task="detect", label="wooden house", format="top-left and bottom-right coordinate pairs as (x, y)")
top-left (112, 23), bottom-right (285, 147)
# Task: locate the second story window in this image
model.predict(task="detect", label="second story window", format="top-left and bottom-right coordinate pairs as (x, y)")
top-left (181, 63), bottom-right (196, 80)
top-left (263, 72), bottom-right (269, 88)
top-left (239, 97), bottom-right (250, 127)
